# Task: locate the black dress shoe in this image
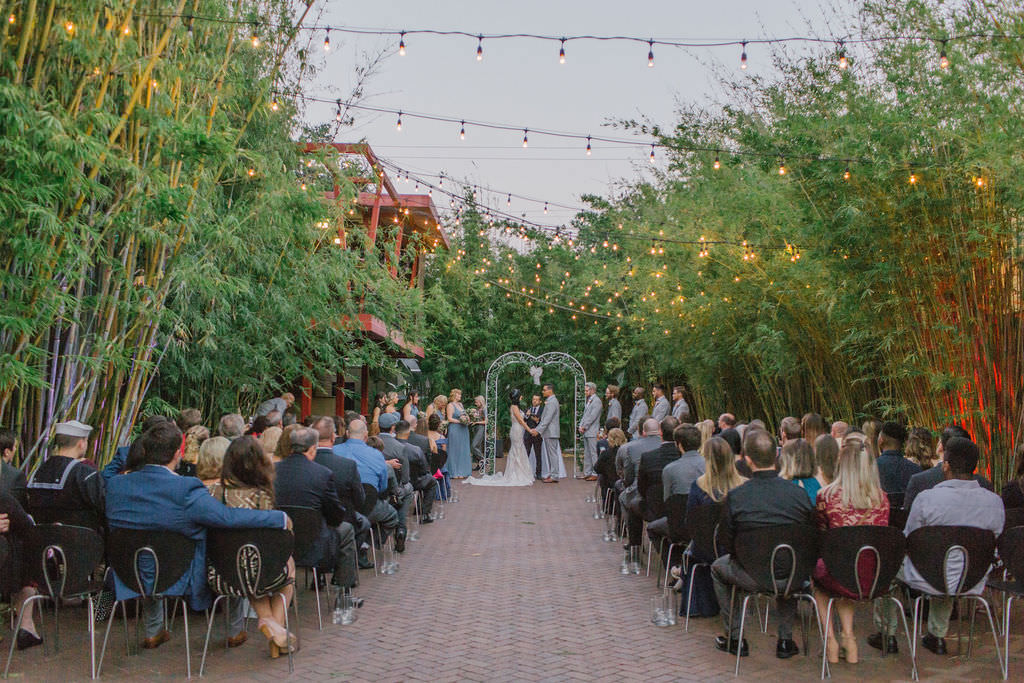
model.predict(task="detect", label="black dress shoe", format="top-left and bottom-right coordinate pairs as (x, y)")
top-left (358, 555), bottom-right (375, 570)
top-left (420, 516), bottom-right (434, 524)
top-left (394, 530), bottom-right (407, 553)
top-left (776, 638), bottom-right (799, 659)
top-left (867, 632), bottom-right (899, 654)
top-left (15, 629), bottom-right (42, 651)
top-left (922, 633), bottom-right (947, 655)
top-left (714, 635), bottom-right (749, 656)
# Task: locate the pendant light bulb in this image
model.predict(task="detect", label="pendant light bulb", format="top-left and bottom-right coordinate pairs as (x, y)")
top-left (323, 29), bottom-right (330, 51)
top-left (586, 136), bottom-right (592, 156)
top-left (522, 128), bottom-right (528, 148)
top-left (335, 99), bottom-right (342, 122)
top-left (843, 167), bottom-right (851, 180)
top-left (396, 111), bottom-right (402, 132)
top-left (939, 40), bottom-right (949, 69)
top-left (740, 41), bottom-right (748, 70)
top-left (459, 120), bottom-right (466, 140)
top-left (647, 40), bottom-right (655, 67)
top-left (399, 31), bottom-right (406, 56)
top-left (649, 144), bottom-right (656, 163)
top-left (559, 38), bottom-right (566, 64)
top-left (713, 153), bottom-right (721, 170)
top-left (476, 35), bottom-right (483, 61)
top-left (544, 202), bottom-right (548, 215)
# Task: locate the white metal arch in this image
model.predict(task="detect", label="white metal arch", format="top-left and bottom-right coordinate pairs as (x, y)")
top-left (483, 351), bottom-right (587, 476)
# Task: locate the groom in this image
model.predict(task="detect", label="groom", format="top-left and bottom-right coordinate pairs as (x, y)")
top-left (531, 383), bottom-right (561, 483)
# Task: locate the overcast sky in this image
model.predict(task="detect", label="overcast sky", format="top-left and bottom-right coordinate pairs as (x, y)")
top-left (304, 0), bottom-right (849, 229)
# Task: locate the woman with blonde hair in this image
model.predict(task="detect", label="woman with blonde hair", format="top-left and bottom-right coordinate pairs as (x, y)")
top-left (181, 425), bottom-right (210, 478)
top-left (812, 436), bottom-right (888, 665)
top-left (259, 425), bottom-right (283, 461)
top-left (445, 388), bottom-right (472, 478)
top-left (272, 423), bottom-right (302, 463)
top-left (696, 419), bottom-right (715, 447)
top-left (862, 419), bottom-right (883, 458)
top-left (905, 427), bottom-right (936, 469)
top-left (197, 436), bottom-right (229, 488)
top-left (424, 394), bottom-right (448, 426)
top-left (594, 427), bottom-right (627, 506)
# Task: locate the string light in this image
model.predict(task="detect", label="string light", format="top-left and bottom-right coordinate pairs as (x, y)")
top-left (250, 23), bottom-right (260, 47)
top-left (399, 31), bottom-right (406, 56)
top-left (647, 40), bottom-right (655, 67)
top-left (777, 157), bottom-right (787, 175)
top-left (559, 38), bottom-right (566, 64)
top-left (476, 35), bottom-right (483, 61)
top-left (459, 120), bottom-right (466, 140)
top-left (522, 128), bottom-right (528, 148)
top-left (939, 39), bottom-right (949, 69)
top-left (186, 15), bottom-right (193, 35)
top-left (740, 41), bottom-right (748, 69)
top-left (713, 153), bottom-right (721, 170)
top-left (843, 166), bottom-right (851, 180)
top-left (838, 42), bottom-right (848, 70)
top-left (507, 193), bottom-right (512, 207)
top-left (543, 202), bottom-right (548, 214)
top-left (909, 172), bottom-right (917, 184)
top-left (335, 99), bottom-right (342, 121)
top-left (7, 13), bottom-right (14, 24)
top-left (649, 144), bottom-right (656, 163)
top-left (64, 20), bottom-right (75, 34)
top-left (396, 111), bottom-right (402, 131)
top-left (270, 96), bottom-right (280, 111)
top-left (586, 136), bottom-right (592, 155)
top-left (323, 28), bottom-right (330, 51)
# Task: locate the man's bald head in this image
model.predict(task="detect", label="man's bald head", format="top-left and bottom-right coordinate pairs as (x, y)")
top-left (313, 416), bottom-right (335, 444)
top-left (347, 419), bottom-right (368, 441)
top-left (642, 418), bottom-right (661, 437)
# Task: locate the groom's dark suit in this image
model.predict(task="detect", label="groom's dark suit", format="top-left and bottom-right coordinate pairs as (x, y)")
top-left (524, 402), bottom-right (544, 479)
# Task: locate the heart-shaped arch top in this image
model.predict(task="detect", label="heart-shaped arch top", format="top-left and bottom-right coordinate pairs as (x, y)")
top-left (482, 351), bottom-right (587, 476)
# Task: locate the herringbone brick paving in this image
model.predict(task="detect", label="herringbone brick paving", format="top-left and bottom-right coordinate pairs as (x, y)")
top-left (7, 460), bottom-right (1017, 680)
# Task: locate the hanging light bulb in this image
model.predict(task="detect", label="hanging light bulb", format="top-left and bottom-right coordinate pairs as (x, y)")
top-left (64, 20), bottom-right (75, 34)
top-left (251, 23), bottom-right (260, 47)
top-left (396, 111), bottom-right (402, 131)
top-left (586, 136), bottom-right (592, 156)
top-left (647, 40), bottom-right (655, 67)
top-left (909, 172), bottom-right (917, 185)
top-left (459, 120), bottom-right (466, 140)
top-left (559, 38), bottom-right (566, 64)
top-left (399, 31), bottom-right (406, 56)
top-left (335, 99), bottom-right (342, 121)
top-left (778, 158), bottom-right (786, 175)
top-left (323, 29), bottom-right (330, 51)
top-left (843, 166), bottom-right (851, 180)
top-left (507, 193), bottom-right (511, 207)
top-left (522, 128), bottom-right (528, 148)
top-left (544, 202), bottom-right (548, 215)
top-left (939, 40), bottom-right (949, 69)
top-left (476, 35), bottom-right (483, 61)
top-left (649, 144), bottom-right (656, 163)
top-left (713, 152), bottom-right (721, 170)
top-left (838, 41), bottom-right (848, 70)
top-left (7, 13), bottom-right (14, 24)
top-left (740, 41), bottom-right (748, 70)
top-left (270, 96), bottom-right (279, 111)
top-left (186, 16), bottom-right (193, 35)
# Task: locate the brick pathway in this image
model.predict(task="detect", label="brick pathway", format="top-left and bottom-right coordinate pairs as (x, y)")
top-left (9, 465), bottom-right (1014, 681)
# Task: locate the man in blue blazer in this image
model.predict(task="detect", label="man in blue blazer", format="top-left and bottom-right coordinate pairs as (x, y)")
top-left (106, 421), bottom-right (289, 648)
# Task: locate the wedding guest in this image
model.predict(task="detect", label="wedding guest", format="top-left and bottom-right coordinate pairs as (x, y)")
top-left (605, 385), bottom-right (622, 423)
top-left (642, 419), bottom-right (687, 565)
top-left (596, 417), bottom-right (620, 462)
top-left (208, 436), bottom-right (296, 651)
top-left (176, 408), bottom-right (203, 432)
top-left (627, 387), bottom-right (649, 439)
top-left (830, 421), bottom-right (850, 443)
top-left (334, 419), bottom-right (400, 537)
top-left (1001, 441), bottom-right (1024, 509)
top-left (779, 417), bottom-right (802, 445)
top-left (218, 413), bottom-right (246, 440)
top-left (618, 418), bottom-right (662, 549)
top-left (814, 434), bottom-right (840, 487)
top-left (711, 429), bottom-right (813, 659)
top-left (255, 392), bottom-right (295, 418)
top-left (245, 415), bottom-right (270, 437)
top-left (862, 419), bottom-right (883, 458)
top-left (651, 384), bottom-right (671, 422)
top-left (1, 490), bottom-right (37, 651)
top-left (661, 423), bottom-right (704, 498)
top-left (718, 427), bottom-right (747, 476)
top-left (396, 418), bottom-right (436, 521)
top-left (717, 413), bottom-right (737, 432)
top-left (260, 425), bottom-right (283, 460)
top-left (671, 386), bottom-right (691, 421)
top-left (696, 419), bottom-right (715, 447)
top-left (779, 438), bottom-right (820, 503)
top-left (801, 413), bottom-right (827, 444)
top-left (446, 389), bottom-right (472, 478)
top-left (26, 420), bottom-right (105, 532)
top-left (595, 428), bottom-right (627, 510)
top-left (812, 436), bottom-right (889, 664)
top-left (426, 413), bottom-right (449, 499)
top-left (0, 428), bottom-right (27, 506)
top-left (180, 425), bottom-right (209, 479)
top-left (272, 423), bottom-right (302, 463)
top-left (875, 421), bottom-right (920, 503)
top-left (198, 437), bottom-right (229, 490)
top-left (904, 425), bottom-right (991, 511)
top-left (311, 417), bottom-right (366, 543)
top-left (905, 427), bottom-right (937, 469)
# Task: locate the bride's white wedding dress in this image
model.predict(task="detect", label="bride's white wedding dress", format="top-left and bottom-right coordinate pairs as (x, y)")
top-left (465, 407), bottom-right (534, 486)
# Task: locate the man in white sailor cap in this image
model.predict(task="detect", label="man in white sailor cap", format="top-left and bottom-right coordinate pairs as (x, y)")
top-left (26, 420), bottom-right (105, 531)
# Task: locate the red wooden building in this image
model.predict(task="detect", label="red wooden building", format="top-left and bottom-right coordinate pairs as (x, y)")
top-left (298, 142), bottom-right (446, 419)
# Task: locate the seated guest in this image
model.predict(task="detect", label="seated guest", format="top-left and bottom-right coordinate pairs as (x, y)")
top-left (679, 436), bottom-right (747, 617)
top-left (376, 413), bottom-right (416, 543)
top-left (426, 414), bottom-right (449, 497)
top-left (645, 421), bottom-right (700, 566)
top-left (801, 413), bottom-right (827, 444)
top-left (397, 417), bottom-right (436, 522)
top-left (218, 414), bottom-right (246, 441)
top-left (105, 422), bottom-right (288, 651)
top-left (27, 420), bottom-right (104, 532)
top-left (312, 417), bottom-right (371, 568)
top-left (717, 427), bottom-right (747, 477)
top-left (830, 421), bottom-right (850, 443)
top-left (875, 421), bottom-right (920, 507)
top-left (617, 418), bottom-right (663, 550)
top-left (596, 417), bottom-right (621, 461)
top-left (272, 423), bottom-right (302, 463)
top-left (711, 429), bottom-right (814, 659)
top-left (245, 415), bottom-right (271, 438)
top-left (696, 420), bottom-right (715, 447)
top-left (779, 438), bottom-right (820, 503)
top-left (812, 435), bottom-right (888, 665)
top-left (179, 425), bottom-right (208, 479)
top-left (0, 490), bottom-right (37, 650)
top-left (275, 428), bottom-right (359, 606)
top-left (0, 428), bottom-right (27, 506)
top-left (1002, 441), bottom-right (1024, 509)
top-left (779, 417), bottom-right (802, 446)
top-left (905, 425), bottom-right (992, 511)
top-left (595, 428), bottom-right (626, 513)
top-left (198, 437), bottom-right (229, 491)
top-left (208, 436), bottom-right (296, 652)
top-left (862, 418), bottom-right (883, 458)
top-left (814, 434), bottom-right (840, 488)
top-left (334, 420), bottom-right (400, 539)
top-left (717, 413), bottom-right (737, 432)
top-left (871, 437), bottom-right (1003, 656)
top-left (905, 427), bottom-right (937, 469)
top-left (260, 425), bottom-right (283, 459)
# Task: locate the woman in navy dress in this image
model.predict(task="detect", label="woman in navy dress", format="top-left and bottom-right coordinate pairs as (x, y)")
top-left (446, 388), bottom-right (472, 478)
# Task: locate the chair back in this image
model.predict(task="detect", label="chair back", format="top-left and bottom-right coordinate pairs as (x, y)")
top-left (687, 501), bottom-right (724, 561)
top-left (205, 528), bottom-right (294, 599)
top-left (642, 475), bottom-right (667, 522)
top-left (360, 483), bottom-right (379, 517)
top-left (24, 524), bottom-right (104, 598)
top-left (664, 494), bottom-right (689, 544)
top-left (886, 491), bottom-right (905, 512)
top-left (906, 525), bottom-right (996, 596)
top-left (888, 506), bottom-right (909, 531)
top-left (1002, 507), bottom-right (1024, 532)
top-left (734, 524), bottom-right (819, 597)
top-left (276, 506), bottom-right (323, 563)
top-left (106, 527), bottom-right (196, 597)
top-left (997, 526), bottom-right (1024, 590)
top-left (819, 525), bottom-right (905, 600)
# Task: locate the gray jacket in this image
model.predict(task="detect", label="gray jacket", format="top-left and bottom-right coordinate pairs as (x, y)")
top-left (672, 398), bottom-right (690, 420)
top-left (651, 396), bottom-right (671, 422)
top-left (627, 400), bottom-right (648, 437)
top-left (537, 394), bottom-right (560, 439)
top-left (606, 397), bottom-right (621, 422)
top-left (662, 450), bottom-right (705, 499)
top-left (579, 395), bottom-right (602, 437)
top-left (616, 435), bottom-right (662, 492)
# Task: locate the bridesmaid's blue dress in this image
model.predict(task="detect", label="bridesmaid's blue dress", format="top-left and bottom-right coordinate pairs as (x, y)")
top-left (446, 405), bottom-right (472, 477)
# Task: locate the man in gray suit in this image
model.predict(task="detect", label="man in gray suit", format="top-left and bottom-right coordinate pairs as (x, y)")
top-left (651, 384), bottom-right (671, 422)
top-left (671, 386), bottom-right (691, 421)
top-left (627, 387), bottom-right (649, 439)
top-left (617, 418), bottom-right (664, 548)
top-left (531, 383), bottom-right (561, 483)
top-left (605, 385), bottom-right (622, 423)
top-left (578, 382), bottom-right (603, 480)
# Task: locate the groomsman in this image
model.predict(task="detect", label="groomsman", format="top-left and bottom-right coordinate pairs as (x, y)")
top-left (627, 387), bottom-right (649, 439)
top-left (671, 386), bottom-right (691, 421)
top-left (651, 384), bottom-right (671, 422)
top-left (605, 385), bottom-right (622, 424)
top-left (578, 382), bottom-right (602, 480)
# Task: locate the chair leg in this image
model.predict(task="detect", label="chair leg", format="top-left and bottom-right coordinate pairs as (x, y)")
top-left (199, 594), bottom-right (227, 677)
top-left (280, 593), bottom-right (293, 675)
top-left (311, 568), bottom-right (323, 631)
top-left (821, 597), bottom-right (835, 680)
top-left (662, 543), bottom-right (676, 593)
top-left (911, 595), bottom-right (924, 681)
top-left (4, 594), bottom-right (44, 679)
top-left (52, 598), bottom-right (60, 654)
top-left (685, 562), bottom-right (705, 633)
top-left (735, 594), bottom-right (752, 677)
top-left (968, 595), bottom-right (1005, 679)
top-left (87, 594), bottom-right (97, 680)
top-left (368, 526), bottom-right (379, 577)
top-left (1003, 595), bottom-right (1014, 681)
top-left (181, 596), bottom-right (192, 679)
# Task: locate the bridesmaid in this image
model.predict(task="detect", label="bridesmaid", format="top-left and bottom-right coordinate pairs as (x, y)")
top-left (446, 388), bottom-right (472, 478)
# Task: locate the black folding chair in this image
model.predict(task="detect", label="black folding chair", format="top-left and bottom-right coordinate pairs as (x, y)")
top-left (903, 525), bottom-right (1003, 680)
top-left (200, 528), bottom-right (295, 675)
top-left (3, 524), bottom-right (105, 679)
top-left (658, 493), bottom-right (689, 590)
top-left (1002, 508), bottom-right (1024, 532)
top-left (682, 501), bottom-right (723, 632)
top-left (360, 483), bottom-right (395, 575)
top-left (728, 524), bottom-right (824, 677)
top-left (98, 528), bottom-right (197, 678)
top-left (989, 525), bottom-right (1024, 680)
top-left (816, 525), bottom-right (910, 679)
top-left (277, 506), bottom-right (328, 630)
top-left (642, 480), bottom-right (668, 578)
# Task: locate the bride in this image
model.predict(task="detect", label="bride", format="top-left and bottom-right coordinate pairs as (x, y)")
top-left (465, 389), bottom-right (534, 486)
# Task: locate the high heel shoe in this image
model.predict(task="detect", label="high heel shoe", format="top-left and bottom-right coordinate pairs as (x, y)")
top-left (258, 621), bottom-right (281, 659)
top-left (826, 635), bottom-right (840, 664)
top-left (840, 633), bottom-right (858, 664)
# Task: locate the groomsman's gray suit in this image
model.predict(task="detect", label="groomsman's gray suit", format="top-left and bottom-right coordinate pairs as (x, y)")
top-left (672, 398), bottom-right (690, 421)
top-left (606, 397), bottom-right (622, 423)
top-left (627, 399), bottom-right (648, 439)
top-left (651, 395), bottom-right (671, 422)
top-left (578, 394), bottom-right (602, 477)
top-left (536, 393), bottom-right (562, 480)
